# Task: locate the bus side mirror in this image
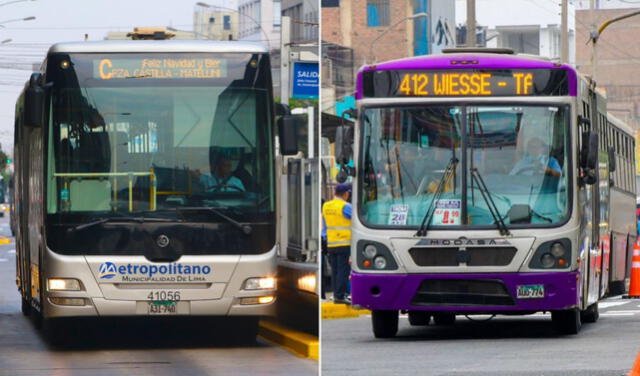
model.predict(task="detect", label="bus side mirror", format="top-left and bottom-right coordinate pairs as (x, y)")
top-left (24, 73), bottom-right (45, 128)
top-left (278, 115), bottom-right (298, 156)
top-left (335, 125), bottom-right (355, 183)
top-left (586, 132), bottom-right (599, 171)
top-left (580, 132), bottom-right (598, 185)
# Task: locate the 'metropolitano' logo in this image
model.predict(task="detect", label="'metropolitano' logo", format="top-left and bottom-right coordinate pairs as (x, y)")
top-left (98, 262), bottom-right (117, 279)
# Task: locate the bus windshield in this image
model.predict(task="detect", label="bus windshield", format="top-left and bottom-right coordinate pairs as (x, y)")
top-left (359, 104), bottom-right (570, 229)
top-left (44, 52), bottom-right (275, 255)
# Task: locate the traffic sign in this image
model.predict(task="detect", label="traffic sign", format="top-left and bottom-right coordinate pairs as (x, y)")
top-left (292, 62), bottom-right (319, 100)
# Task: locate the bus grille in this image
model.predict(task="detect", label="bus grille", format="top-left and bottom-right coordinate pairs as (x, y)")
top-left (411, 279), bottom-right (515, 306)
top-left (409, 247), bottom-right (517, 267)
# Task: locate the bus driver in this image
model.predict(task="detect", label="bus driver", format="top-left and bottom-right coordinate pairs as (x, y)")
top-left (509, 137), bottom-right (562, 178)
top-left (193, 154), bottom-right (245, 192)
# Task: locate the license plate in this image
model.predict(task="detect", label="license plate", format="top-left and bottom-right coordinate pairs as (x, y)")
top-left (147, 301), bottom-right (177, 315)
top-left (517, 284), bottom-right (544, 299)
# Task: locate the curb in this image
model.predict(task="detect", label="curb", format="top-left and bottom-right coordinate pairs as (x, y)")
top-left (259, 320), bottom-right (318, 360)
top-left (322, 301), bottom-right (370, 319)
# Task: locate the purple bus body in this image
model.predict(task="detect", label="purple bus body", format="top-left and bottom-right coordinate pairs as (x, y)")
top-left (351, 272), bottom-right (579, 313)
top-left (355, 53), bottom-right (578, 99)
top-left (352, 53), bottom-right (580, 314)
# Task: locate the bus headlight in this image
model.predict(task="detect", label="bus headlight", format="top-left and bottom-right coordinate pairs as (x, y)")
top-left (356, 240), bottom-right (398, 270)
top-left (373, 256), bottom-right (387, 269)
top-left (47, 278), bottom-right (81, 291)
top-left (528, 239), bottom-right (571, 269)
top-left (364, 245), bottom-right (377, 259)
top-left (540, 253), bottom-right (556, 268)
top-left (243, 277), bottom-right (276, 290)
top-left (550, 242), bottom-right (566, 257)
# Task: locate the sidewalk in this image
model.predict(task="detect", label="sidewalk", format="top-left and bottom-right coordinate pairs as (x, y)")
top-left (321, 293), bottom-right (369, 319)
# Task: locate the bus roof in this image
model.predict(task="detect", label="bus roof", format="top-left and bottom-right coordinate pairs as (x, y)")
top-left (48, 40), bottom-right (268, 55)
top-left (608, 112), bottom-right (635, 136)
top-left (356, 52), bottom-right (578, 98)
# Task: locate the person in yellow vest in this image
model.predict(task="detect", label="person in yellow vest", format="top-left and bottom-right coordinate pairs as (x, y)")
top-left (322, 183), bottom-right (352, 304)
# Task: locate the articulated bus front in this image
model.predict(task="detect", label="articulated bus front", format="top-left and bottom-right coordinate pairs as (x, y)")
top-left (348, 53), bottom-right (592, 337)
top-left (28, 43), bottom-right (277, 337)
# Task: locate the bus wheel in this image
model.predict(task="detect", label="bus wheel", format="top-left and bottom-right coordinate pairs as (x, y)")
top-left (20, 296), bottom-right (30, 316)
top-left (552, 308), bottom-right (581, 334)
top-left (408, 311), bottom-right (431, 326)
top-left (372, 310), bottom-right (398, 338)
top-left (433, 313), bottom-right (456, 325)
top-left (580, 303), bottom-right (599, 323)
top-left (43, 318), bottom-right (68, 347)
top-left (230, 317), bottom-right (259, 345)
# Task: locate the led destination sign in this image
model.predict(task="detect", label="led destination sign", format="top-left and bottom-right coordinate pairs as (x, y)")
top-left (94, 57), bottom-right (228, 80)
top-left (362, 69), bottom-right (569, 98)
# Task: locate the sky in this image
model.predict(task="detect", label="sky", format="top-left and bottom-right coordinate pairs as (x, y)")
top-left (0, 0), bottom-right (238, 154)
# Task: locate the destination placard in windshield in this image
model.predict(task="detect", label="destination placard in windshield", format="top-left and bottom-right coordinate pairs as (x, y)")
top-left (94, 57), bottom-right (228, 80)
top-left (362, 69), bottom-right (569, 97)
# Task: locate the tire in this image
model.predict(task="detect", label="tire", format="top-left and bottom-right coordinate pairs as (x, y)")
top-left (552, 308), bottom-right (582, 334)
top-left (608, 281), bottom-right (625, 297)
top-left (43, 318), bottom-right (68, 347)
top-left (20, 296), bottom-right (30, 316)
top-left (372, 310), bottom-right (398, 338)
top-left (408, 311), bottom-right (431, 326)
top-left (581, 303), bottom-right (599, 323)
top-left (230, 317), bottom-right (259, 346)
top-left (433, 313), bottom-right (456, 326)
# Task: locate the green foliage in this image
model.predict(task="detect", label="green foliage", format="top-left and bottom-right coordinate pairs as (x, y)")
top-left (0, 148), bottom-right (8, 172)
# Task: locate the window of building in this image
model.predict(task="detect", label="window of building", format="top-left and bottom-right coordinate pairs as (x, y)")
top-left (273, 0), bottom-right (281, 27)
top-left (367, 0), bottom-right (390, 27)
top-left (224, 15), bottom-right (231, 30)
top-left (209, 17), bottom-right (215, 24)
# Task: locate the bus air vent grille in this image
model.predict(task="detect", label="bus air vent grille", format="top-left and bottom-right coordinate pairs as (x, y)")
top-left (411, 279), bottom-right (516, 306)
top-left (409, 247), bottom-right (517, 267)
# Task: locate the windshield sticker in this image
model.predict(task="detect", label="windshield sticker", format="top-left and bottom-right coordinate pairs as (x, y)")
top-left (432, 199), bottom-right (461, 225)
top-left (388, 204), bottom-right (409, 225)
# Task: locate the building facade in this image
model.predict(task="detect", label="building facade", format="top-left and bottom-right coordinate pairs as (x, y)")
top-left (238, 0), bottom-right (282, 51)
top-left (575, 7), bottom-right (640, 132)
top-left (194, 9), bottom-right (239, 40)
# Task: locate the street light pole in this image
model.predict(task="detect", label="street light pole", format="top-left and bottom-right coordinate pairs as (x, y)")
top-left (589, 9), bottom-right (640, 84)
top-left (367, 12), bottom-right (429, 64)
top-left (196, 1), bottom-right (271, 49)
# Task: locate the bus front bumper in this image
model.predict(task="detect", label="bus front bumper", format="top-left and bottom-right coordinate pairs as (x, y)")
top-left (351, 271), bottom-right (579, 313)
top-left (43, 296), bottom-right (276, 318)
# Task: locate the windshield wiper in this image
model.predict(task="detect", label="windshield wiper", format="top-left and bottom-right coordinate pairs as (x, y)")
top-left (68, 216), bottom-right (175, 233)
top-left (470, 168), bottom-right (510, 236)
top-left (415, 157), bottom-right (458, 237)
top-left (174, 207), bottom-right (252, 235)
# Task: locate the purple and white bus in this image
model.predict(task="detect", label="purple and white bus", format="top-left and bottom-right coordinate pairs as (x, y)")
top-left (342, 49), bottom-right (637, 337)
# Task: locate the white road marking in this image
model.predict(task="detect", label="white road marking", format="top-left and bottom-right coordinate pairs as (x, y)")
top-left (0, 258), bottom-right (7, 262)
top-left (7, 249), bottom-right (15, 254)
top-left (599, 301), bottom-right (630, 309)
top-left (600, 312), bottom-right (635, 316)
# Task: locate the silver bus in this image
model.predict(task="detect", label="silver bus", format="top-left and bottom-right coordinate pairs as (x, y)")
top-left (13, 37), bottom-right (298, 343)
